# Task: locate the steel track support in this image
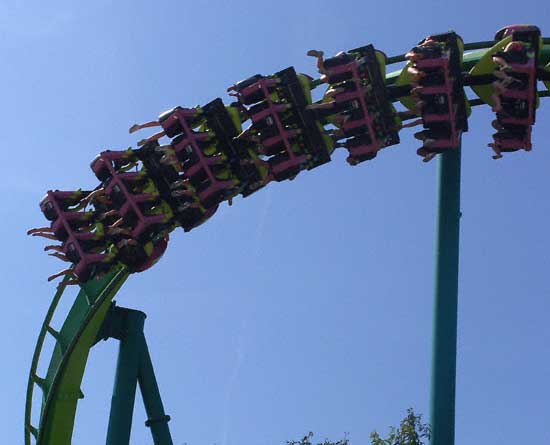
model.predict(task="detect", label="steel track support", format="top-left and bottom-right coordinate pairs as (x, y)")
top-left (100, 306), bottom-right (173, 445)
top-left (429, 146), bottom-right (461, 445)
top-left (139, 334), bottom-right (173, 444)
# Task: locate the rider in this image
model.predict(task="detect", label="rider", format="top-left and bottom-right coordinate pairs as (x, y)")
top-left (130, 106), bottom-right (204, 146)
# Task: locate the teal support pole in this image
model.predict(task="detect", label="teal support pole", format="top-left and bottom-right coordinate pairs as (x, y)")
top-left (100, 306), bottom-right (173, 445)
top-left (429, 146), bottom-right (461, 445)
top-left (106, 309), bottom-right (146, 445)
top-left (139, 335), bottom-right (174, 445)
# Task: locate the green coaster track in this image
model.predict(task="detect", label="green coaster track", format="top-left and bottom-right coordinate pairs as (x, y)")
top-left (26, 270), bottom-right (129, 445)
top-left (25, 36), bottom-right (550, 445)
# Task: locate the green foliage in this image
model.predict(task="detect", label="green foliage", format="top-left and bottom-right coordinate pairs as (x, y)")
top-left (288, 431), bottom-right (350, 445)
top-left (370, 408), bottom-right (431, 445)
top-left (289, 409), bottom-right (430, 445)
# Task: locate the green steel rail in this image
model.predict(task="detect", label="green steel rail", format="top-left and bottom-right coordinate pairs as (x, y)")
top-left (25, 39), bottom-right (550, 445)
top-left (25, 269), bottom-right (129, 445)
top-left (25, 276), bottom-right (71, 442)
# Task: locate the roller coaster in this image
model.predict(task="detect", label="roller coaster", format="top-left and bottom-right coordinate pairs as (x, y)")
top-left (26, 25), bottom-right (550, 445)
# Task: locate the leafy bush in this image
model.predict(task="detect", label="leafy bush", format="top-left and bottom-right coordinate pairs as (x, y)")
top-left (288, 408), bottom-right (430, 445)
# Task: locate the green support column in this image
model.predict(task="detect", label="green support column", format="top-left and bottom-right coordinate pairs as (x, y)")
top-left (139, 335), bottom-right (174, 445)
top-left (106, 309), bottom-right (146, 445)
top-left (429, 146), bottom-right (461, 445)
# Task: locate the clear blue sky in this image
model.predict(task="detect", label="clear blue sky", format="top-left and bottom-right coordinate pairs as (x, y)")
top-left (2, 1), bottom-right (550, 444)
